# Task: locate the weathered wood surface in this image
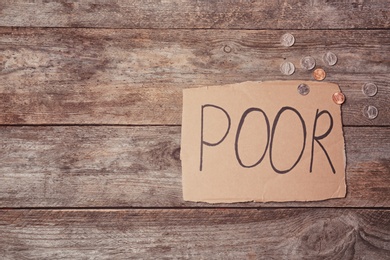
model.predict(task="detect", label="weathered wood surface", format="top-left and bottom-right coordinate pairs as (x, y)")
top-left (0, 0), bottom-right (389, 29)
top-left (0, 0), bottom-right (388, 259)
top-left (0, 28), bottom-right (389, 126)
top-left (0, 126), bottom-right (388, 208)
top-left (0, 209), bottom-right (389, 259)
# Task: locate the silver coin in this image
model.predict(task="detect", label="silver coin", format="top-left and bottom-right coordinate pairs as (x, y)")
top-left (280, 33), bottom-right (295, 47)
top-left (363, 105), bottom-right (378, 120)
top-left (300, 56), bottom-right (316, 70)
top-left (362, 83), bottom-right (378, 97)
top-left (323, 51), bottom-right (338, 66)
top-left (280, 61), bottom-right (295, 75)
top-left (297, 83), bottom-right (310, 95)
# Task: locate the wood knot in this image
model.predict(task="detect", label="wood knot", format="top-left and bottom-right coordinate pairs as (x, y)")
top-left (223, 45), bottom-right (232, 53)
top-left (172, 147), bottom-right (181, 161)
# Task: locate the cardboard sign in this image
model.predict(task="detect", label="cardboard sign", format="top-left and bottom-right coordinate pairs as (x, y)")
top-left (181, 81), bottom-right (346, 203)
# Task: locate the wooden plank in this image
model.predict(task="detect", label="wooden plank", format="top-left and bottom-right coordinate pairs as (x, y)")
top-left (0, 209), bottom-right (389, 259)
top-left (0, 28), bottom-right (389, 126)
top-left (0, 126), bottom-right (388, 208)
top-left (0, 0), bottom-right (389, 29)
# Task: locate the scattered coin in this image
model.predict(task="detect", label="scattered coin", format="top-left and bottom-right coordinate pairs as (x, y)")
top-left (280, 61), bottom-right (295, 75)
top-left (280, 33), bottom-right (295, 47)
top-left (332, 92), bottom-right (345, 105)
top-left (300, 56), bottom-right (316, 70)
top-left (297, 83), bottom-right (310, 95)
top-left (363, 105), bottom-right (378, 120)
top-left (323, 51), bottom-right (338, 66)
top-left (313, 68), bottom-right (326, 81)
top-left (362, 82), bottom-right (378, 97)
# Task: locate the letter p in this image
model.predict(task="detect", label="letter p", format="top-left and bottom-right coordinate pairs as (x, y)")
top-left (200, 104), bottom-right (231, 171)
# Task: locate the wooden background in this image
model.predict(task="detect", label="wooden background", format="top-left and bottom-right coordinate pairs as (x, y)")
top-left (0, 1), bottom-right (389, 259)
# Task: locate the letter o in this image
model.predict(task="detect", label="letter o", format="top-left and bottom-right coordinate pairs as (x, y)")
top-left (235, 108), bottom-right (270, 168)
top-left (269, 107), bottom-right (307, 174)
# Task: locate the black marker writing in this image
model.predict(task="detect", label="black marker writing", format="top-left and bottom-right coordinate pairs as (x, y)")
top-left (200, 104), bottom-right (231, 171)
top-left (269, 107), bottom-right (307, 174)
top-left (310, 109), bottom-right (335, 174)
top-left (235, 108), bottom-right (270, 168)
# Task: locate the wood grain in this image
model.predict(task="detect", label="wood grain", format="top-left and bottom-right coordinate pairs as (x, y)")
top-left (1, 1), bottom-right (389, 259)
top-left (0, 126), bottom-right (388, 208)
top-left (0, 0), bottom-right (389, 29)
top-left (0, 208), bottom-right (389, 259)
top-left (0, 28), bottom-right (389, 126)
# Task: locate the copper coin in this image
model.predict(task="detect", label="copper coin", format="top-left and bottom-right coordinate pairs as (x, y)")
top-left (313, 68), bottom-right (326, 81)
top-left (332, 92), bottom-right (345, 105)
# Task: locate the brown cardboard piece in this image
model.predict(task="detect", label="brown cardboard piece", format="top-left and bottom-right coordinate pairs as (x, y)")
top-left (181, 81), bottom-right (346, 203)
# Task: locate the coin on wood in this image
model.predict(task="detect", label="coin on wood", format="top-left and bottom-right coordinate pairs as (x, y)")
top-left (313, 68), bottom-right (326, 81)
top-left (280, 33), bottom-right (295, 47)
top-left (300, 56), bottom-right (316, 70)
top-left (280, 61), bottom-right (295, 75)
top-left (363, 105), bottom-right (378, 119)
top-left (362, 82), bottom-right (378, 97)
top-left (323, 51), bottom-right (338, 66)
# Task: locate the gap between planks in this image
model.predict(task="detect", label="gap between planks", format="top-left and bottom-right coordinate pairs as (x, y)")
top-left (1, 206), bottom-right (390, 211)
